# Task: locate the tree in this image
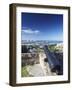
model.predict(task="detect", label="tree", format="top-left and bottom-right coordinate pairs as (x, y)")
top-left (21, 45), bottom-right (28, 53)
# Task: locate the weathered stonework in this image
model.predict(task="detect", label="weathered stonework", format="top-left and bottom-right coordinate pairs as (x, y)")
top-left (21, 53), bottom-right (39, 66)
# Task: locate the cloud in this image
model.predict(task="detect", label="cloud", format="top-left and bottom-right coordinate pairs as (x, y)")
top-left (22, 28), bottom-right (40, 34)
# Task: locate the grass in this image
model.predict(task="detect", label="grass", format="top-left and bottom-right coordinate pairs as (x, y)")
top-left (48, 45), bottom-right (57, 52)
top-left (21, 66), bottom-right (29, 77)
top-left (37, 48), bottom-right (44, 52)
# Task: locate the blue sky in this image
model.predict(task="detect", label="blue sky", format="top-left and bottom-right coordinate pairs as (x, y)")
top-left (21, 13), bottom-right (63, 41)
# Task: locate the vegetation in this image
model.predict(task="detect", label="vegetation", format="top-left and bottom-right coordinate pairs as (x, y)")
top-left (21, 66), bottom-right (29, 77)
top-left (37, 48), bottom-right (44, 53)
top-left (48, 44), bottom-right (57, 52)
top-left (21, 45), bottom-right (28, 53)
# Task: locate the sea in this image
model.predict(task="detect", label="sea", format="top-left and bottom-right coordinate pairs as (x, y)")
top-left (22, 40), bottom-right (63, 45)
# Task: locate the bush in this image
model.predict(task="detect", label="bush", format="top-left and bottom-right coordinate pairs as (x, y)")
top-left (21, 45), bottom-right (28, 53)
top-left (21, 66), bottom-right (29, 77)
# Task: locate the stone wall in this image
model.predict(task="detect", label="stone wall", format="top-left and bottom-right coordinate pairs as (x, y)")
top-left (21, 53), bottom-right (39, 66)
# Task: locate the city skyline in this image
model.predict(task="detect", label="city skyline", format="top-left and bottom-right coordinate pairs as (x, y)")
top-left (21, 12), bottom-right (63, 41)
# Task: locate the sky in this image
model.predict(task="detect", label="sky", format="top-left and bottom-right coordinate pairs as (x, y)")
top-left (21, 12), bottom-right (63, 41)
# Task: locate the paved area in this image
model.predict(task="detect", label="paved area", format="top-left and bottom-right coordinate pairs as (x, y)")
top-left (39, 53), bottom-right (56, 76)
top-left (26, 53), bottom-right (57, 77)
top-left (27, 64), bottom-right (45, 77)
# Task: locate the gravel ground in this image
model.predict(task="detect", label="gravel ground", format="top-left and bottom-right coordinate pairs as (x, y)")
top-left (27, 64), bottom-right (45, 77)
top-left (26, 53), bottom-right (57, 77)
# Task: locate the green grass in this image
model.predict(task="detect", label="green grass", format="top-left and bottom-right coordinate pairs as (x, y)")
top-left (48, 45), bottom-right (56, 52)
top-left (37, 48), bottom-right (44, 52)
top-left (21, 66), bottom-right (29, 77)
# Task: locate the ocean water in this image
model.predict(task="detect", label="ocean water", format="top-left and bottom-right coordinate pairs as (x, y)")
top-left (48, 41), bottom-right (63, 45)
top-left (22, 40), bottom-right (63, 45)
